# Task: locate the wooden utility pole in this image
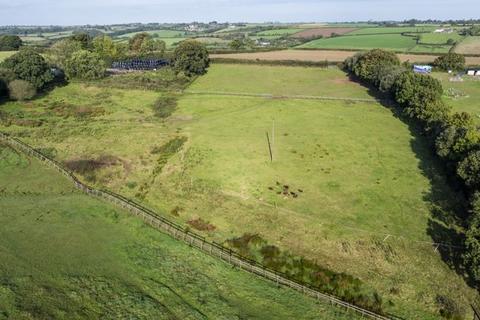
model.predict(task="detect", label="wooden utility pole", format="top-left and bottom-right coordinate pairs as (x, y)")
top-left (266, 132), bottom-right (273, 162)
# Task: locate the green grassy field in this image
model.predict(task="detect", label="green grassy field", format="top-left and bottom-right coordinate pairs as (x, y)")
top-left (256, 28), bottom-right (305, 36)
top-left (117, 29), bottom-right (186, 39)
top-left (419, 32), bottom-right (464, 45)
top-left (298, 33), bottom-right (418, 50)
top-left (0, 64), bottom-right (476, 319)
top-left (348, 26), bottom-right (437, 35)
top-left (455, 36), bottom-right (480, 55)
top-left (0, 144), bottom-right (358, 319)
top-left (0, 51), bottom-right (15, 62)
top-left (433, 72), bottom-right (480, 122)
top-left (186, 64), bottom-right (373, 98)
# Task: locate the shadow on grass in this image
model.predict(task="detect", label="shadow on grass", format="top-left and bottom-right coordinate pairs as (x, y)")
top-left (357, 74), bottom-right (475, 287)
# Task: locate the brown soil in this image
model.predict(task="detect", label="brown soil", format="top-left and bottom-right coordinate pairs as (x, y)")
top-left (292, 28), bottom-right (357, 39)
top-left (187, 218), bottom-right (216, 232)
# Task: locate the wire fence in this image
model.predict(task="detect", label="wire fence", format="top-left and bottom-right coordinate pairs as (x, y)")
top-left (0, 131), bottom-right (392, 320)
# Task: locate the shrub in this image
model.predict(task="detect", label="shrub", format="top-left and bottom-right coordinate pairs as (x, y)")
top-left (0, 35), bottom-right (22, 51)
top-left (435, 295), bottom-right (465, 320)
top-left (47, 39), bottom-right (83, 69)
top-left (173, 40), bottom-right (210, 77)
top-left (64, 50), bottom-right (106, 80)
top-left (434, 53), bottom-right (465, 71)
top-left (0, 68), bottom-right (17, 98)
top-left (8, 80), bottom-right (36, 101)
top-left (152, 95), bottom-right (177, 118)
top-left (1, 49), bottom-right (53, 89)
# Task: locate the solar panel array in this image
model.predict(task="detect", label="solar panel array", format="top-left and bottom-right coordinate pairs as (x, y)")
top-left (112, 59), bottom-right (169, 70)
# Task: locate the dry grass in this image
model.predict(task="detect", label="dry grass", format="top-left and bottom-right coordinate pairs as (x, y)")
top-left (455, 36), bottom-right (480, 55)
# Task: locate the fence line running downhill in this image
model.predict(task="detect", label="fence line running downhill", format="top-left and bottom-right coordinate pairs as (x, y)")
top-left (0, 132), bottom-right (392, 320)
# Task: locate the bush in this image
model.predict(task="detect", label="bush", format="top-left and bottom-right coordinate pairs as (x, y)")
top-left (152, 95), bottom-right (177, 118)
top-left (0, 35), bottom-right (22, 51)
top-left (47, 39), bottom-right (83, 69)
top-left (1, 49), bottom-right (53, 89)
top-left (64, 50), bottom-right (106, 80)
top-left (173, 40), bottom-right (210, 77)
top-left (434, 53), bottom-right (465, 71)
top-left (435, 295), bottom-right (465, 320)
top-left (0, 68), bottom-right (17, 98)
top-left (8, 80), bottom-right (36, 101)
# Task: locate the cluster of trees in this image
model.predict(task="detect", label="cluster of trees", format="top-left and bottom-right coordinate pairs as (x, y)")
top-left (345, 49), bottom-right (480, 287)
top-left (0, 35), bottom-right (23, 51)
top-left (0, 33), bottom-right (209, 101)
top-left (0, 49), bottom-right (53, 101)
top-left (229, 38), bottom-right (256, 50)
top-left (434, 53), bottom-right (466, 72)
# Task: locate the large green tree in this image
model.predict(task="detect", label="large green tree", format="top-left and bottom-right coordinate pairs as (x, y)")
top-left (93, 35), bottom-right (122, 63)
top-left (464, 213), bottom-right (480, 282)
top-left (64, 50), bottom-right (106, 80)
top-left (172, 40), bottom-right (210, 77)
top-left (1, 49), bottom-right (53, 89)
top-left (352, 49), bottom-right (400, 82)
top-left (0, 35), bottom-right (22, 51)
top-left (47, 39), bottom-right (83, 69)
top-left (128, 32), bottom-right (150, 52)
top-left (434, 53), bottom-right (465, 71)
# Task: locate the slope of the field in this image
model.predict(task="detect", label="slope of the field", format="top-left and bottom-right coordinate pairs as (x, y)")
top-left (186, 64), bottom-right (373, 99)
top-left (298, 34), bottom-right (418, 50)
top-left (210, 50), bottom-right (480, 65)
top-left (0, 64), bottom-right (476, 319)
top-left (348, 26), bottom-right (437, 35)
top-left (0, 51), bottom-right (15, 62)
top-left (455, 36), bottom-right (480, 55)
top-left (433, 72), bottom-right (480, 122)
top-left (0, 143), bottom-right (357, 320)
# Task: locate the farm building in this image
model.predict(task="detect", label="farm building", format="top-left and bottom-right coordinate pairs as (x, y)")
top-left (413, 65), bottom-right (432, 74)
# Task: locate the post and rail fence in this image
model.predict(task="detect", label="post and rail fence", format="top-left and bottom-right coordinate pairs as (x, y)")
top-left (0, 131), bottom-right (393, 320)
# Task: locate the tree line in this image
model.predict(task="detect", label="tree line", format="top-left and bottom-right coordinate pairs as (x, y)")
top-left (345, 50), bottom-right (480, 293)
top-left (0, 32), bottom-right (210, 101)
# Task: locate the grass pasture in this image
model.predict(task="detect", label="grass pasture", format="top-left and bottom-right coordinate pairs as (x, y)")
top-left (433, 72), bottom-right (480, 122)
top-left (256, 28), bottom-right (305, 36)
top-left (299, 33), bottom-right (418, 50)
top-left (0, 144), bottom-right (356, 320)
top-left (0, 64), bottom-right (476, 319)
top-left (455, 36), bottom-right (480, 55)
top-left (0, 51), bottom-right (15, 62)
top-left (348, 26), bottom-right (437, 35)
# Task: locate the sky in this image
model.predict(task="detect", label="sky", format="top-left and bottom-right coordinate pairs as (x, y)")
top-left (0, 0), bottom-right (478, 25)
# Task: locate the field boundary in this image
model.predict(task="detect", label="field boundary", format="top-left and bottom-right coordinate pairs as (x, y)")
top-left (0, 131), bottom-right (392, 320)
top-left (185, 90), bottom-right (379, 103)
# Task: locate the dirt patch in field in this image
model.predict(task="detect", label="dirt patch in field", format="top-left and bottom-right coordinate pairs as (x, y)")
top-left (65, 155), bottom-right (122, 174)
top-left (292, 28), bottom-right (357, 39)
top-left (211, 50), bottom-right (480, 65)
top-left (187, 218), bottom-right (216, 232)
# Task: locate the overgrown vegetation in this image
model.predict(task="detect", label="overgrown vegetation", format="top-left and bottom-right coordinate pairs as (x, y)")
top-left (152, 94), bottom-right (178, 118)
top-left (226, 233), bottom-right (384, 313)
